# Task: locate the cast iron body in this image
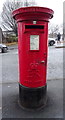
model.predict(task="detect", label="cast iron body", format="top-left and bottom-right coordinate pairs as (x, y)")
top-left (12, 7), bottom-right (54, 108)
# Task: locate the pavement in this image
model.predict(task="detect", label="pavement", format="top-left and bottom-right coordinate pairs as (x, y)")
top-left (8, 41), bottom-right (65, 49)
top-left (6, 40), bottom-right (65, 50)
top-left (0, 44), bottom-right (64, 119)
top-left (55, 42), bottom-right (65, 48)
top-left (2, 79), bottom-right (63, 118)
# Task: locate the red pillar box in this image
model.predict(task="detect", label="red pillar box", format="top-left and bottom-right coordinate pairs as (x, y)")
top-left (12, 7), bottom-right (54, 109)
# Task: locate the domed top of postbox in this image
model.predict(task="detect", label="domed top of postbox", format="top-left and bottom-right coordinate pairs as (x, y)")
top-left (12, 6), bottom-right (54, 22)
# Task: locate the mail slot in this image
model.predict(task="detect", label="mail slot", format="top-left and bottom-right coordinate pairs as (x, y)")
top-left (25, 25), bottom-right (44, 29)
top-left (12, 7), bottom-right (54, 109)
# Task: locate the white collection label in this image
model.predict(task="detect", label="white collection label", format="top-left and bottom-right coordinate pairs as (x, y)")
top-left (30, 35), bottom-right (39, 50)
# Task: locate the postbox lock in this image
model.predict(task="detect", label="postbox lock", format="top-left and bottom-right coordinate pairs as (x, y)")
top-left (40, 60), bottom-right (45, 63)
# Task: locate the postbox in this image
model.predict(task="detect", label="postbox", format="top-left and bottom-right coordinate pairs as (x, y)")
top-left (12, 7), bottom-right (54, 108)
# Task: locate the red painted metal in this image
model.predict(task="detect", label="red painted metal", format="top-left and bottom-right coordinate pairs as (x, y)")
top-left (12, 7), bottom-right (54, 88)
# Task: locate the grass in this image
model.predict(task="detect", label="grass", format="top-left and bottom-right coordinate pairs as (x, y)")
top-left (5, 42), bottom-right (18, 46)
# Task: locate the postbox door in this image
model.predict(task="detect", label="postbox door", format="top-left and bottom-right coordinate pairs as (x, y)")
top-left (19, 23), bottom-right (48, 88)
top-left (23, 31), bottom-right (48, 88)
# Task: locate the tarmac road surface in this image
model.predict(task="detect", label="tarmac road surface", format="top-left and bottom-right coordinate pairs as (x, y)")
top-left (0, 45), bottom-right (64, 119)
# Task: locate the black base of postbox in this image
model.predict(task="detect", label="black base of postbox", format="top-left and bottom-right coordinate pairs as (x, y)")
top-left (19, 84), bottom-right (47, 109)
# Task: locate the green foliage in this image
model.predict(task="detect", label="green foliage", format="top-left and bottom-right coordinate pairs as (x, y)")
top-left (6, 35), bottom-right (18, 43)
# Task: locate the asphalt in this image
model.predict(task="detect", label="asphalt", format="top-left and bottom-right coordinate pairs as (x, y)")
top-left (0, 43), bottom-right (64, 119)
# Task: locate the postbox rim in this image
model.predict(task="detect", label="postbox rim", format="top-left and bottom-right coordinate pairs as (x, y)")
top-left (12, 6), bottom-right (54, 21)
